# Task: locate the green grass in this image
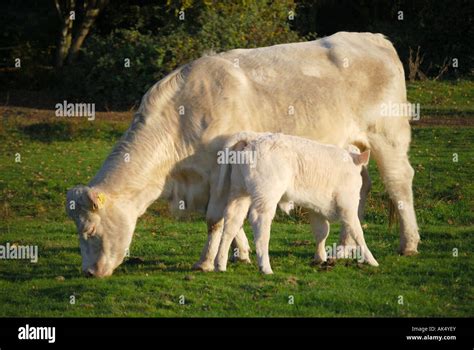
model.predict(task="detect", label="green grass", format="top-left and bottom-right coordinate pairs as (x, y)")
top-left (0, 219), bottom-right (472, 317)
top-left (407, 79), bottom-right (474, 116)
top-left (0, 109), bottom-right (473, 317)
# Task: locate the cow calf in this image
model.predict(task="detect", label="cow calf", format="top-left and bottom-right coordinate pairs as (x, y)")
top-left (215, 132), bottom-right (379, 274)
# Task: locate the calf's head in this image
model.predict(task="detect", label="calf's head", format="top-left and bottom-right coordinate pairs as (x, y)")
top-left (66, 185), bottom-right (135, 277)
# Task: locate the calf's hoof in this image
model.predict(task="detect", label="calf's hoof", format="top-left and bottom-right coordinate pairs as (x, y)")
top-left (214, 264), bottom-right (227, 272)
top-left (310, 259), bottom-right (325, 267)
top-left (368, 260), bottom-right (379, 267)
top-left (230, 249), bottom-right (251, 263)
top-left (259, 267), bottom-right (274, 275)
top-left (365, 256), bottom-right (379, 267)
top-left (312, 258), bottom-right (335, 267)
top-left (232, 256), bottom-right (251, 264)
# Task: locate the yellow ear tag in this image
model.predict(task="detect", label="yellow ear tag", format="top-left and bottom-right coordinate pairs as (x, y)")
top-left (97, 193), bottom-right (106, 209)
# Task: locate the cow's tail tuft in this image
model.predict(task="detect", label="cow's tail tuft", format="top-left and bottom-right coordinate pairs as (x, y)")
top-left (388, 199), bottom-right (399, 228)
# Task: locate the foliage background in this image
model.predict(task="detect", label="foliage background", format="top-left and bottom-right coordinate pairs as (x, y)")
top-left (1, 0), bottom-right (472, 109)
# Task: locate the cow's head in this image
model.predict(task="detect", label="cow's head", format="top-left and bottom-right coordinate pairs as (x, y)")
top-left (66, 185), bottom-right (135, 277)
top-left (168, 167), bottom-right (210, 217)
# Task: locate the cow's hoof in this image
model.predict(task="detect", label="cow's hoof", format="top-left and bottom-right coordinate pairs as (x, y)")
top-left (192, 262), bottom-right (214, 272)
top-left (399, 249), bottom-right (419, 256)
top-left (399, 239), bottom-right (420, 256)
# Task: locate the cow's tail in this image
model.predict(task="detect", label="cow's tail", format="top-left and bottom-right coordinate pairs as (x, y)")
top-left (216, 131), bottom-right (262, 197)
top-left (388, 199), bottom-right (399, 228)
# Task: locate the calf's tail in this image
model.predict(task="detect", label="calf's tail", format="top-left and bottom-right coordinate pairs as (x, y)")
top-left (217, 158), bottom-right (232, 198)
top-left (217, 131), bottom-right (261, 197)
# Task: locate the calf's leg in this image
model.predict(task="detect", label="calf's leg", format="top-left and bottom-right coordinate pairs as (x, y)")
top-left (309, 212), bottom-right (330, 263)
top-left (339, 165), bottom-right (371, 256)
top-left (215, 195), bottom-right (251, 272)
top-left (193, 192), bottom-right (251, 271)
top-left (230, 228), bottom-right (251, 263)
top-left (248, 203), bottom-right (278, 275)
top-left (193, 218), bottom-right (224, 272)
top-left (194, 221), bottom-right (251, 271)
top-left (340, 210), bottom-right (379, 266)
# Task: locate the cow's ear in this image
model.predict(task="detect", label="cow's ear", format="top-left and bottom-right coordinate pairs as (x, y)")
top-left (87, 189), bottom-right (107, 211)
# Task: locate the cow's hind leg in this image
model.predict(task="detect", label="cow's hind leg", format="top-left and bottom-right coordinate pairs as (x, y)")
top-left (370, 127), bottom-right (420, 255)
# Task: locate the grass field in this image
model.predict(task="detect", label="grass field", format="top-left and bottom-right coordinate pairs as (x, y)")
top-left (407, 80), bottom-right (474, 116)
top-left (0, 81), bottom-right (473, 317)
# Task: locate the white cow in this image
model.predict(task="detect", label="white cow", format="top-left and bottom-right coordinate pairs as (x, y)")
top-left (214, 132), bottom-right (378, 274)
top-left (66, 32), bottom-right (419, 277)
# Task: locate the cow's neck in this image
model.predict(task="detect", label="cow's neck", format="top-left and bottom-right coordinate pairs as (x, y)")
top-left (88, 115), bottom-right (192, 218)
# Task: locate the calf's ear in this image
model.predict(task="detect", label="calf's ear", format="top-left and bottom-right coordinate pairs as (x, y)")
top-left (232, 140), bottom-right (248, 151)
top-left (357, 150), bottom-right (370, 166)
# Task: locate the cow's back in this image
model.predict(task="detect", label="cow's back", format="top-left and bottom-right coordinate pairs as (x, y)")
top-left (176, 32), bottom-right (407, 149)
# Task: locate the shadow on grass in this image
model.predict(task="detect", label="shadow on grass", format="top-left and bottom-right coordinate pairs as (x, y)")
top-left (120, 257), bottom-right (194, 274)
top-left (21, 122), bottom-right (76, 142)
top-left (0, 265), bottom-right (81, 282)
top-left (19, 121), bottom-right (124, 143)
